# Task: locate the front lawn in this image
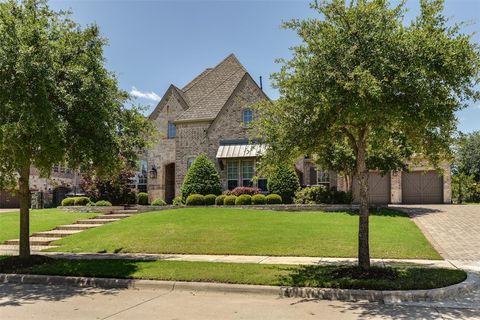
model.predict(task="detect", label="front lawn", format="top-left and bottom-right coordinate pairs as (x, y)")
top-left (49, 208), bottom-right (441, 259)
top-left (0, 209), bottom-right (98, 243)
top-left (6, 258), bottom-right (465, 290)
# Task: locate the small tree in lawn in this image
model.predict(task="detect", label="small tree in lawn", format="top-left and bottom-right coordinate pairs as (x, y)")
top-left (181, 154), bottom-right (222, 200)
top-left (267, 164), bottom-right (300, 204)
top-left (254, 0), bottom-right (480, 270)
top-left (0, 0), bottom-right (153, 259)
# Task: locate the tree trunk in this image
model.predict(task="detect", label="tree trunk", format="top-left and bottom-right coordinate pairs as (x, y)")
top-left (18, 165), bottom-right (31, 259)
top-left (356, 143), bottom-right (370, 270)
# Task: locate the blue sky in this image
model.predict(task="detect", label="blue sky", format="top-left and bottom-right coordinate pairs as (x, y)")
top-left (49, 0), bottom-right (480, 133)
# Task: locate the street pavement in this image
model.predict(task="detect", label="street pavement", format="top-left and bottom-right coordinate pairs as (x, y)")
top-left (0, 283), bottom-right (479, 320)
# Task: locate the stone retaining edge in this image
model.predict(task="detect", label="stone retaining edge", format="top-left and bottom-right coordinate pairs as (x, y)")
top-left (1, 272), bottom-right (477, 303)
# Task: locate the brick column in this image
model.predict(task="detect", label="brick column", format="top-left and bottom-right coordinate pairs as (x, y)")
top-left (443, 164), bottom-right (452, 204)
top-left (390, 171), bottom-right (402, 204)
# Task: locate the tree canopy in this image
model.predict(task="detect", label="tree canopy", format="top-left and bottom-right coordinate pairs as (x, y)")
top-left (0, 0), bottom-right (153, 258)
top-left (254, 0), bottom-right (480, 269)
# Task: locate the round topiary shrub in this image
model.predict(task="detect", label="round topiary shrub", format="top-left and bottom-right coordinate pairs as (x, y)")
top-left (267, 164), bottom-right (300, 204)
top-left (252, 194), bottom-right (267, 205)
top-left (266, 194), bottom-right (282, 204)
top-left (172, 196), bottom-right (183, 206)
top-left (74, 196), bottom-right (90, 206)
top-left (137, 192), bottom-right (149, 205)
top-left (181, 154), bottom-right (222, 200)
top-left (95, 200), bottom-right (112, 206)
top-left (151, 198), bottom-right (167, 206)
top-left (186, 194), bottom-right (205, 206)
top-left (215, 195), bottom-right (226, 205)
top-left (235, 194), bottom-right (252, 205)
top-left (224, 195), bottom-right (237, 205)
top-left (61, 197), bottom-right (76, 206)
top-left (204, 194), bottom-right (217, 206)
top-left (86, 201), bottom-right (96, 207)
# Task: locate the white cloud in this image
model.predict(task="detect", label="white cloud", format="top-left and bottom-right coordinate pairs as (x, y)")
top-left (130, 86), bottom-right (161, 102)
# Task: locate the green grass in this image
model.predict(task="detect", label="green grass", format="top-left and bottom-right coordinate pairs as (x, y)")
top-left (0, 209), bottom-right (98, 242)
top-left (14, 258), bottom-right (465, 290)
top-left (49, 208), bottom-right (441, 259)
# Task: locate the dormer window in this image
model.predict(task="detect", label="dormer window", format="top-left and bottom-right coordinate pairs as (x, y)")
top-left (167, 121), bottom-right (176, 138)
top-left (243, 109), bottom-right (253, 126)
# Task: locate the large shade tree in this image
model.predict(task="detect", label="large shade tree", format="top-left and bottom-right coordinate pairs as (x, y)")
top-left (254, 0), bottom-right (480, 270)
top-left (0, 0), bottom-right (153, 259)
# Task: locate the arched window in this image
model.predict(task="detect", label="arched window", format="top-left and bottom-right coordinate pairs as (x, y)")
top-left (167, 121), bottom-right (176, 138)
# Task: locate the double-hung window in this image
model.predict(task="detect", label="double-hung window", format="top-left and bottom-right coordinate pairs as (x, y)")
top-left (317, 169), bottom-right (330, 185)
top-left (167, 122), bottom-right (176, 138)
top-left (241, 160), bottom-right (254, 187)
top-left (227, 160), bottom-right (239, 190)
top-left (243, 109), bottom-right (253, 126)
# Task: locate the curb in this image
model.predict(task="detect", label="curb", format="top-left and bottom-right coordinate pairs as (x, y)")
top-left (1, 272), bottom-right (478, 303)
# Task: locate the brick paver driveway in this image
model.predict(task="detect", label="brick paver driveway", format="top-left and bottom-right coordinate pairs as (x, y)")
top-left (391, 205), bottom-right (480, 261)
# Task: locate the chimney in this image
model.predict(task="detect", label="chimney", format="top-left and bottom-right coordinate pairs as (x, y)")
top-left (259, 76), bottom-right (263, 90)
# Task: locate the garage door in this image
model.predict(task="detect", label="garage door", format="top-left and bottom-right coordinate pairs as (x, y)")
top-left (353, 172), bottom-right (390, 204)
top-left (402, 171), bottom-right (443, 204)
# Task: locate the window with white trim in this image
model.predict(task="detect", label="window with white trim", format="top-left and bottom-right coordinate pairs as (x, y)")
top-left (317, 169), bottom-right (330, 185)
top-left (242, 160), bottom-right (254, 187)
top-left (227, 160), bottom-right (239, 190)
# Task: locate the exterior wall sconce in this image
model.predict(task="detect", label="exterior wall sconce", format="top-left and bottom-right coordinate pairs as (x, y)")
top-left (149, 165), bottom-right (157, 179)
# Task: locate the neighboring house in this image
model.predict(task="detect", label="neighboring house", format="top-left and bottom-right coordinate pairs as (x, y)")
top-left (145, 54), bottom-right (451, 204)
top-left (0, 165), bottom-right (81, 208)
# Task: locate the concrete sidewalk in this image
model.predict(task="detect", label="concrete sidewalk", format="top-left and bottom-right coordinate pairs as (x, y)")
top-left (21, 251), bottom-right (478, 270)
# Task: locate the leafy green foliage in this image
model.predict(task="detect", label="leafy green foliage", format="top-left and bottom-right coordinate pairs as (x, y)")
top-left (73, 197), bottom-right (90, 206)
top-left (172, 196), bottom-right (183, 206)
top-left (452, 173), bottom-right (480, 203)
top-left (454, 132), bottom-right (480, 181)
top-left (224, 195), bottom-right (237, 205)
top-left (180, 154), bottom-right (222, 200)
top-left (61, 198), bottom-right (75, 206)
top-left (252, 194), bottom-right (267, 205)
top-left (137, 192), bottom-right (149, 205)
top-left (80, 168), bottom-right (137, 205)
top-left (215, 195), bottom-right (226, 205)
top-left (185, 194), bottom-right (205, 206)
top-left (151, 199), bottom-right (167, 206)
top-left (95, 200), bottom-right (113, 207)
top-left (295, 186), bottom-right (352, 204)
top-left (235, 194), bottom-right (252, 205)
top-left (266, 165), bottom-right (300, 204)
top-left (204, 194), bottom-right (217, 206)
top-left (266, 194), bottom-right (282, 204)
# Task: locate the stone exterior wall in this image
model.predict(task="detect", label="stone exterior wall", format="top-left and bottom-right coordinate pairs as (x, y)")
top-left (147, 90), bottom-right (186, 202)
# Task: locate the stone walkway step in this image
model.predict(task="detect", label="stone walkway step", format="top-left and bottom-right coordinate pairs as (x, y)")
top-left (112, 209), bottom-right (138, 214)
top-left (56, 224), bottom-right (104, 231)
top-left (76, 218), bottom-right (120, 225)
top-left (0, 244), bottom-right (58, 253)
top-left (96, 214), bottom-right (132, 219)
top-left (4, 237), bottom-right (61, 246)
top-left (32, 230), bottom-right (83, 238)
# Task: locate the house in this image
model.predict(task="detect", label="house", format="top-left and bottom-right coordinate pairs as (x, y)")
top-left (146, 54), bottom-right (452, 204)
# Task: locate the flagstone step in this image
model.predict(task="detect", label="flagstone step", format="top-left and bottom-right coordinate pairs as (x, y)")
top-left (32, 229), bottom-right (83, 238)
top-left (76, 218), bottom-right (120, 225)
top-left (56, 224), bottom-right (104, 231)
top-left (0, 244), bottom-right (58, 253)
top-left (4, 237), bottom-right (61, 246)
top-left (96, 214), bottom-right (132, 219)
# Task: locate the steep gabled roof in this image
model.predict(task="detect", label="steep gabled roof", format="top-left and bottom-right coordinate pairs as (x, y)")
top-left (148, 85), bottom-right (190, 120)
top-left (148, 54), bottom-right (254, 123)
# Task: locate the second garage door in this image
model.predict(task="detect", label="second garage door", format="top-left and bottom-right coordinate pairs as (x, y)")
top-left (402, 171), bottom-right (443, 204)
top-left (353, 172), bottom-right (390, 204)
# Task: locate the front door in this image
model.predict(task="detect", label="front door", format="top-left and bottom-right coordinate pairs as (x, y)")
top-left (165, 163), bottom-right (175, 204)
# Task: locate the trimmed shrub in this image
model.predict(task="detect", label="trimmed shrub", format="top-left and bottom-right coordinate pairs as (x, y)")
top-left (86, 201), bottom-right (96, 207)
top-left (137, 192), bottom-right (149, 205)
top-left (95, 200), bottom-right (113, 206)
top-left (224, 187), bottom-right (261, 196)
top-left (267, 165), bottom-right (300, 204)
top-left (204, 194), bottom-right (217, 206)
top-left (61, 197), bottom-right (76, 206)
top-left (266, 194), bottom-right (282, 204)
top-left (235, 194), bottom-right (252, 205)
top-left (74, 197), bottom-right (90, 206)
top-left (294, 186), bottom-right (352, 204)
top-left (151, 198), bottom-right (167, 206)
top-left (172, 196), bottom-right (183, 206)
top-left (224, 195), bottom-right (237, 205)
top-left (181, 154), bottom-right (222, 200)
top-left (252, 194), bottom-right (267, 205)
top-left (215, 195), bottom-right (226, 205)
top-left (186, 194), bottom-right (205, 206)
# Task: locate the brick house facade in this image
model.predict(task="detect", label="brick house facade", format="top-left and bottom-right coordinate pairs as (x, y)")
top-left (146, 54), bottom-right (452, 204)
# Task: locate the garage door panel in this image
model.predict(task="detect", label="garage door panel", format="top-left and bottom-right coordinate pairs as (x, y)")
top-left (353, 172), bottom-right (390, 204)
top-left (402, 171), bottom-right (443, 204)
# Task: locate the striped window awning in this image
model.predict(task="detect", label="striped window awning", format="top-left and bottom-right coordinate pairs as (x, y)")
top-left (216, 144), bottom-right (266, 159)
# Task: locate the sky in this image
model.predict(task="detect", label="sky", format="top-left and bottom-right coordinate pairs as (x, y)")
top-left (49, 0), bottom-right (480, 133)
